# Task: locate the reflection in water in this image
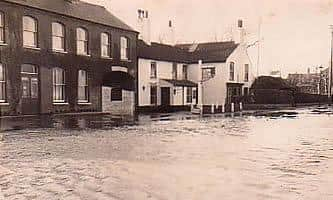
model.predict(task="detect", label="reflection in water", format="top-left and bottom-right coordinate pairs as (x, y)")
top-left (0, 107), bottom-right (332, 199)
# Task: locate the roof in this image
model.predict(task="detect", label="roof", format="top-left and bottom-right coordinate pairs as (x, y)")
top-left (162, 79), bottom-right (197, 87)
top-left (138, 40), bottom-right (191, 63)
top-left (3, 0), bottom-right (135, 32)
top-left (138, 40), bottom-right (239, 64)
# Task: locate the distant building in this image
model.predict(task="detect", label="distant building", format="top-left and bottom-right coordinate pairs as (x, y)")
top-left (137, 12), bottom-right (254, 113)
top-left (286, 68), bottom-right (329, 95)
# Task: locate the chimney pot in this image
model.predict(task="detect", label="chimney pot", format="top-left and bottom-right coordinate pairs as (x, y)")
top-left (169, 20), bottom-right (172, 27)
top-left (238, 19), bottom-right (243, 28)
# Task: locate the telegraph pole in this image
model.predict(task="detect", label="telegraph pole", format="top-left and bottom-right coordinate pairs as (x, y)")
top-left (330, 25), bottom-right (333, 103)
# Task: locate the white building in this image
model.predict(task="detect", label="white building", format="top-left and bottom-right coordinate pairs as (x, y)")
top-left (137, 11), bottom-right (254, 113)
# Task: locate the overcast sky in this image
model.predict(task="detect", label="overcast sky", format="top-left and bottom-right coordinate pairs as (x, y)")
top-left (84, 0), bottom-right (333, 76)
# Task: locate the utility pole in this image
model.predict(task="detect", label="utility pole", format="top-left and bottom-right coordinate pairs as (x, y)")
top-left (256, 17), bottom-right (262, 77)
top-left (330, 26), bottom-right (333, 103)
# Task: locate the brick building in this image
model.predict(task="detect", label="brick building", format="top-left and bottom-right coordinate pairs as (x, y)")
top-left (0, 0), bottom-right (138, 116)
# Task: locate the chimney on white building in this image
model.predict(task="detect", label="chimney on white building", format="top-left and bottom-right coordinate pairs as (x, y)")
top-left (137, 9), bottom-right (151, 45)
top-left (234, 19), bottom-right (246, 44)
top-left (165, 20), bottom-right (176, 46)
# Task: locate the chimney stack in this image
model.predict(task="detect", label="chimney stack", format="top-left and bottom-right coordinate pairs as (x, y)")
top-left (234, 19), bottom-right (246, 44)
top-left (164, 20), bottom-right (175, 46)
top-left (137, 9), bottom-right (151, 45)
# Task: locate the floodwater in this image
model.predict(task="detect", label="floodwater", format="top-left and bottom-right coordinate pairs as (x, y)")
top-left (0, 107), bottom-right (333, 199)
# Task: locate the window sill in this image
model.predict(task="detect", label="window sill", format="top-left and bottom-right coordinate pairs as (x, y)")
top-left (101, 56), bottom-right (113, 60)
top-left (23, 46), bottom-right (41, 51)
top-left (78, 102), bottom-right (91, 105)
top-left (111, 100), bottom-right (123, 102)
top-left (77, 53), bottom-right (91, 57)
top-left (0, 43), bottom-right (8, 47)
top-left (0, 102), bottom-right (9, 106)
top-left (53, 102), bottom-right (69, 105)
top-left (52, 49), bottom-right (68, 54)
top-left (121, 59), bottom-right (131, 62)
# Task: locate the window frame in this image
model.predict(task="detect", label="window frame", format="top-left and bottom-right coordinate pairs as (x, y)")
top-left (186, 87), bottom-right (192, 104)
top-left (150, 85), bottom-right (157, 105)
top-left (120, 36), bottom-right (130, 60)
top-left (111, 87), bottom-right (122, 102)
top-left (52, 67), bottom-right (66, 103)
top-left (78, 70), bottom-right (89, 103)
top-left (76, 27), bottom-right (89, 55)
top-left (150, 62), bottom-right (157, 78)
top-left (23, 16), bottom-right (38, 48)
top-left (0, 63), bottom-right (6, 103)
top-left (202, 67), bottom-right (216, 80)
top-left (101, 32), bottom-right (112, 58)
top-left (0, 12), bottom-right (4, 43)
top-left (172, 63), bottom-right (177, 79)
top-left (183, 65), bottom-right (188, 80)
top-left (229, 62), bottom-right (235, 81)
top-left (52, 22), bottom-right (65, 52)
top-left (244, 64), bottom-right (249, 82)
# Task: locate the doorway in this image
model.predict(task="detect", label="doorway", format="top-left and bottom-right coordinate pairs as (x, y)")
top-left (161, 87), bottom-right (170, 107)
top-left (21, 64), bottom-right (39, 115)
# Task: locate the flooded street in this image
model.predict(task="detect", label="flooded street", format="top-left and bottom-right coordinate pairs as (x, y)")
top-left (0, 107), bottom-right (333, 199)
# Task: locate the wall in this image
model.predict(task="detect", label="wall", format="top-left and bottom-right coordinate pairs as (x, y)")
top-left (0, 1), bottom-right (138, 115)
top-left (102, 87), bottom-right (134, 115)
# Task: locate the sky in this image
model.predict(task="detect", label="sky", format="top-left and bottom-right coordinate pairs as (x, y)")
top-left (84, 0), bottom-right (333, 77)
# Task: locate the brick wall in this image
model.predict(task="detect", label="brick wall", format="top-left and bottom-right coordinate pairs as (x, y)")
top-left (102, 87), bottom-right (134, 116)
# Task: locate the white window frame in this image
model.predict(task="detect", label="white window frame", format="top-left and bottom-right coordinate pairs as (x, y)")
top-left (229, 62), bottom-right (235, 81)
top-left (23, 16), bottom-right (38, 48)
top-left (120, 36), bottom-right (129, 60)
top-left (52, 67), bottom-right (66, 103)
top-left (202, 66), bottom-right (215, 81)
top-left (0, 63), bottom-right (6, 102)
top-left (76, 27), bottom-right (88, 55)
top-left (0, 12), bottom-right (4, 43)
top-left (52, 22), bottom-right (65, 52)
top-left (101, 32), bottom-right (111, 58)
top-left (78, 70), bottom-right (89, 103)
top-left (150, 62), bottom-right (157, 78)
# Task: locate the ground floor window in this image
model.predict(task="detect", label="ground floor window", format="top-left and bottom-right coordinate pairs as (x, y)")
top-left (0, 64), bottom-right (6, 102)
top-left (150, 86), bottom-right (157, 105)
top-left (244, 87), bottom-right (249, 96)
top-left (111, 88), bottom-right (122, 101)
top-left (78, 70), bottom-right (89, 102)
top-left (53, 67), bottom-right (66, 102)
top-left (186, 87), bottom-right (192, 103)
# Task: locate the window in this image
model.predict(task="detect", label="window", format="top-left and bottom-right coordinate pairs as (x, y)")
top-left (244, 64), bottom-right (249, 82)
top-left (101, 32), bottom-right (111, 57)
top-left (229, 62), bottom-right (235, 81)
top-left (111, 88), bottom-right (122, 101)
top-left (23, 16), bottom-right (38, 47)
top-left (183, 65), bottom-right (188, 80)
top-left (244, 87), bottom-right (249, 96)
top-left (202, 67), bottom-right (215, 80)
top-left (172, 63), bottom-right (177, 79)
top-left (186, 87), bottom-right (192, 103)
top-left (78, 70), bottom-right (89, 102)
top-left (0, 64), bottom-right (6, 102)
top-left (21, 64), bottom-right (38, 99)
top-left (76, 27), bottom-right (88, 55)
top-left (150, 85), bottom-right (157, 105)
top-left (150, 62), bottom-right (157, 78)
top-left (0, 12), bottom-right (4, 43)
top-left (52, 22), bottom-right (65, 51)
top-left (52, 68), bottom-right (66, 102)
top-left (120, 36), bottom-right (130, 60)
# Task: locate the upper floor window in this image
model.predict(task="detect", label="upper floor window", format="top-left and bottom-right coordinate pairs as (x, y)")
top-left (150, 62), bottom-right (157, 78)
top-left (76, 27), bottom-right (88, 55)
top-left (120, 36), bottom-right (130, 60)
top-left (101, 32), bottom-right (111, 57)
top-left (0, 12), bottom-right (4, 43)
top-left (0, 64), bottom-right (6, 102)
top-left (52, 22), bottom-right (65, 51)
top-left (202, 67), bottom-right (215, 80)
top-left (23, 16), bottom-right (38, 47)
top-left (183, 65), bottom-right (188, 80)
top-left (244, 64), bottom-right (249, 82)
top-left (53, 67), bottom-right (66, 103)
top-left (172, 63), bottom-right (177, 79)
top-left (78, 70), bottom-right (89, 102)
top-left (229, 62), bottom-right (235, 81)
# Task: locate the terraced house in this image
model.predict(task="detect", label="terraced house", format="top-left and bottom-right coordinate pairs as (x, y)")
top-left (0, 0), bottom-right (138, 116)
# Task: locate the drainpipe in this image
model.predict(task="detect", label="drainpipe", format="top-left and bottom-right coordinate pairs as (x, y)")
top-left (197, 60), bottom-right (203, 115)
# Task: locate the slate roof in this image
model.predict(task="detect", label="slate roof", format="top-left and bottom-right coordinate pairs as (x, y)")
top-left (162, 79), bottom-right (197, 87)
top-left (138, 40), bottom-right (239, 64)
top-left (3, 0), bottom-right (136, 32)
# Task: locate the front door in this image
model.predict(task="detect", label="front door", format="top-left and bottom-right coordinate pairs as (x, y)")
top-left (21, 64), bottom-right (39, 115)
top-left (161, 87), bottom-right (170, 106)
top-left (226, 85), bottom-right (242, 104)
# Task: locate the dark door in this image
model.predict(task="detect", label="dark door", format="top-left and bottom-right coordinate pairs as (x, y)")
top-left (161, 87), bottom-right (170, 106)
top-left (21, 64), bottom-right (39, 115)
